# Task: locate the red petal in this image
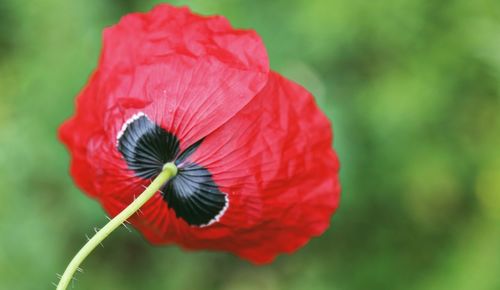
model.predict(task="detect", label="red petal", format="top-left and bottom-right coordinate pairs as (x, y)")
top-left (132, 72), bottom-right (341, 263)
top-left (59, 4), bottom-right (269, 197)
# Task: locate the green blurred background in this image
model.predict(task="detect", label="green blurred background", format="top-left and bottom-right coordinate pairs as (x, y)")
top-left (1, 0), bottom-right (499, 289)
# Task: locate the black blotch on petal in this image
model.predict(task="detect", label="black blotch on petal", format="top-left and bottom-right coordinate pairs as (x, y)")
top-left (162, 162), bottom-right (227, 226)
top-left (118, 115), bottom-right (180, 179)
top-left (176, 138), bottom-right (204, 165)
top-left (117, 114), bottom-right (227, 226)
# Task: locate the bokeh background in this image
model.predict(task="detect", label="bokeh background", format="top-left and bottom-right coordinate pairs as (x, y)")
top-left (1, 0), bottom-right (499, 289)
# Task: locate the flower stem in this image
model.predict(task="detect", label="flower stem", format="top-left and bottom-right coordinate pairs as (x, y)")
top-left (56, 162), bottom-right (177, 290)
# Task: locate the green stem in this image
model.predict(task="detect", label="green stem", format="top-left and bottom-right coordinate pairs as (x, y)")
top-left (56, 163), bottom-right (177, 290)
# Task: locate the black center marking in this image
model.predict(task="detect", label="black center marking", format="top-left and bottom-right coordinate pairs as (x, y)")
top-left (117, 114), bottom-right (227, 226)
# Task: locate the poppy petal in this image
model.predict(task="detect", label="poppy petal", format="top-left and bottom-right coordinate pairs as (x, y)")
top-left (130, 72), bottom-right (341, 263)
top-left (59, 4), bottom-right (269, 199)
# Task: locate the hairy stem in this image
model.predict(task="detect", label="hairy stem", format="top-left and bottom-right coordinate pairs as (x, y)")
top-left (56, 163), bottom-right (177, 290)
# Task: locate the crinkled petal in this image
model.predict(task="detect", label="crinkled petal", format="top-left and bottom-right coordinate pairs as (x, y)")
top-left (131, 72), bottom-right (341, 263)
top-left (59, 4), bottom-right (269, 197)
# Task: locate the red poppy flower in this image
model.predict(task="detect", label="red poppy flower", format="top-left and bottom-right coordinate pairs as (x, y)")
top-left (59, 4), bottom-right (340, 264)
